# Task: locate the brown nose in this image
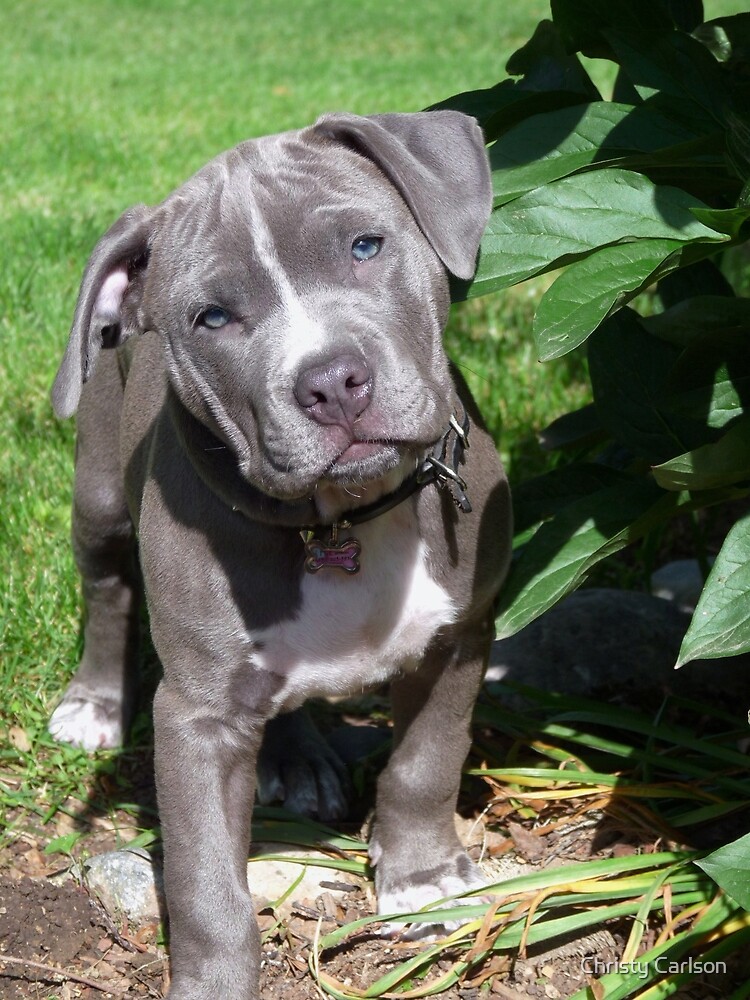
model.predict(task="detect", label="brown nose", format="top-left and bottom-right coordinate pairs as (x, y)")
top-left (294, 354), bottom-right (372, 428)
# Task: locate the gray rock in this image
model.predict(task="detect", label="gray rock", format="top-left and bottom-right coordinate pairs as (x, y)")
top-left (651, 558), bottom-right (713, 612)
top-left (248, 842), bottom-right (362, 916)
top-left (80, 843), bottom-right (360, 926)
top-left (84, 848), bottom-right (164, 924)
top-left (486, 587), bottom-right (750, 709)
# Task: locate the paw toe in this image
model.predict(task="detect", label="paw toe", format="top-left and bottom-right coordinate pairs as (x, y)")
top-left (377, 860), bottom-right (488, 938)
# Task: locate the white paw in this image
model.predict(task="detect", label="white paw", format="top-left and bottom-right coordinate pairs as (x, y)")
top-left (49, 698), bottom-right (122, 750)
top-left (377, 868), bottom-right (488, 939)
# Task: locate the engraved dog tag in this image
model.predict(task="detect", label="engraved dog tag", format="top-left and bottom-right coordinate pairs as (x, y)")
top-left (304, 536), bottom-right (361, 573)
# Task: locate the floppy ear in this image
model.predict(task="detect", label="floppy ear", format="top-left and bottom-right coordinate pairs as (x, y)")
top-left (313, 110), bottom-right (492, 281)
top-left (51, 205), bottom-right (154, 419)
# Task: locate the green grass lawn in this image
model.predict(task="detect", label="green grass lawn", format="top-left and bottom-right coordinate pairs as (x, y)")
top-left (2, 0), bottom-right (559, 832)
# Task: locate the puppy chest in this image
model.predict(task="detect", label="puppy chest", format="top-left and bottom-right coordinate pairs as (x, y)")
top-left (250, 521), bottom-right (457, 707)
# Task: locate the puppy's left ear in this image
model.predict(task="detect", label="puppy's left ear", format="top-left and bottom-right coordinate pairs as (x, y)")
top-left (314, 110), bottom-right (492, 281)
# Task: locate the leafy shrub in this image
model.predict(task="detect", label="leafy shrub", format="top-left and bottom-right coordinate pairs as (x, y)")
top-left (437, 0), bottom-right (750, 667)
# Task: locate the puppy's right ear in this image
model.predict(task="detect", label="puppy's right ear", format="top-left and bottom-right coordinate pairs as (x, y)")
top-left (52, 205), bottom-right (154, 419)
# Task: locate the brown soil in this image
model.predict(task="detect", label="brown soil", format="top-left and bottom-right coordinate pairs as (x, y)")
top-left (2, 799), bottom-right (748, 1000)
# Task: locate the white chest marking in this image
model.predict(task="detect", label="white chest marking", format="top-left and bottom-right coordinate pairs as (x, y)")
top-left (252, 509), bottom-right (456, 711)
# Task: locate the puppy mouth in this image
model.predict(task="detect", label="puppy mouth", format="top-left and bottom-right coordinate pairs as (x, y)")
top-left (324, 439), bottom-right (404, 484)
top-left (335, 440), bottom-right (395, 466)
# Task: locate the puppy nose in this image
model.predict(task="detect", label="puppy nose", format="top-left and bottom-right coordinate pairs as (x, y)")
top-left (294, 354), bottom-right (372, 427)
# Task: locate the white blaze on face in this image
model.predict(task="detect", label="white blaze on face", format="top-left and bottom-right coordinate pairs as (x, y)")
top-left (244, 144), bottom-right (330, 375)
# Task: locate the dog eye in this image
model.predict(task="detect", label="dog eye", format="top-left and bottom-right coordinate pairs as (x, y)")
top-left (197, 306), bottom-right (232, 329)
top-left (352, 236), bottom-right (382, 262)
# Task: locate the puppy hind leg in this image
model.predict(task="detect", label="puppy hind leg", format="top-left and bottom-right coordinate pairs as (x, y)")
top-left (257, 707), bottom-right (351, 822)
top-left (50, 352), bottom-right (141, 750)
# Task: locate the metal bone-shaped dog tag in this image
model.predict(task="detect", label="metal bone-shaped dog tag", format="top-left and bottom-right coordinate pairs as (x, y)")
top-left (304, 536), bottom-right (361, 573)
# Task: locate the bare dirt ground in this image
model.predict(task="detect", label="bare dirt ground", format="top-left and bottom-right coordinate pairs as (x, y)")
top-left (3, 783), bottom-right (748, 1000)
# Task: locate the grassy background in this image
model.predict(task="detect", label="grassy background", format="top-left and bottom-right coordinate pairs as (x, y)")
top-left (0, 0), bottom-right (745, 834)
top-left (1, 0), bottom-right (554, 831)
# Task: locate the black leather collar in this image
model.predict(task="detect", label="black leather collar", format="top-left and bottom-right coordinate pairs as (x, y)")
top-left (299, 407), bottom-right (472, 574)
top-left (302, 407), bottom-right (472, 533)
top-left (170, 388), bottom-right (472, 533)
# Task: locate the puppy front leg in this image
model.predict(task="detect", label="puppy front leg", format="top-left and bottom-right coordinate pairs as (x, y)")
top-left (153, 682), bottom-right (263, 1000)
top-left (371, 618), bottom-right (492, 927)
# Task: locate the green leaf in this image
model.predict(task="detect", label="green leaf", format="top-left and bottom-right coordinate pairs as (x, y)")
top-left (533, 238), bottom-right (684, 360)
top-left (550, 0), bottom-right (674, 59)
top-left (691, 203), bottom-right (750, 238)
top-left (678, 513), bottom-right (750, 665)
top-left (695, 14), bottom-right (750, 66)
top-left (490, 101), bottom-right (710, 207)
top-left (495, 477), bottom-right (677, 638)
top-left (470, 169), bottom-right (727, 298)
top-left (430, 19), bottom-right (599, 143)
top-left (538, 403), bottom-right (605, 452)
top-left (588, 309), bottom-right (697, 463)
top-left (43, 831), bottom-right (82, 855)
top-left (643, 294), bottom-right (750, 346)
top-left (652, 416), bottom-right (750, 491)
top-left (696, 831), bottom-right (750, 910)
top-left (124, 829), bottom-right (158, 850)
top-left (513, 463), bottom-right (630, 534)
top-left (605, 28), bottom-right (730, 121)
top-left (504, 18), bottom-right (599, 96)
top-left (666, 329), bottom-right (750, 432)
top-left (428, 82), bottom-right (586, 140)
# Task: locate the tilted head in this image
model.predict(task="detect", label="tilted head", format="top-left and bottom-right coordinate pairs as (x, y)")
top-left (52, 111), bottom-right (492, 516)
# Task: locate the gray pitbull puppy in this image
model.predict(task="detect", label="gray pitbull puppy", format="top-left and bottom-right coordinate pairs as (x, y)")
top-left (50, 110), bottom-right (512, 999)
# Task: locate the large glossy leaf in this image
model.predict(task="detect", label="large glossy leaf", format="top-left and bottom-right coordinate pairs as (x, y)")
top-left (695, 14), bottom-right (750, 65)
top-left (652, 415), bottom-right (750, 491)
top-left (490, 101), bottom-right (709, 207)
top-left (588, 309), bottom-right (716, 463)
top-left (537, 403), bottom-right (605, 452)
top-left (429, 20), bottom-right (596, 142)
top-left (677, 513), bottom-right (750, 665)
top-left (696, 831), bottom-right (750, 910)
top-left (605, 28), bottom-right (730, 121)
top-left (504, 18), bottom-right (599, 98)
top-left (643, 294), bottom-right (750, 346)
top-left (495, 478), bottom-right (677, 639)
top-left (468, 169), bottom-right (727, 299)
top-left (532, 238), bottom-right (684, 360)
top-left (429, 81), bottom-right (589, 142)
top-left (550, 0), bottom-right (674, 59)
top-left (691, 203), bottom-right (750, 238)
top-left (666, 329), bottom-right (750, 431)
top-left (512, 463), bottom-right (630, 534)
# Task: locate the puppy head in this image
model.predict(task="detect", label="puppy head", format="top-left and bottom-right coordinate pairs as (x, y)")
top-left (52, 111), bottom-right (491, 513)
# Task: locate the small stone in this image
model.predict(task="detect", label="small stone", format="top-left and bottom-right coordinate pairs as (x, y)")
top-left (80, 842), bottom-right (361, 928)
top-left (84, 849), bottom-right (164, 925)
top-left (248, 842), bottom-right (361, 917)
top-left (650, 558), bottom-right (712, 612)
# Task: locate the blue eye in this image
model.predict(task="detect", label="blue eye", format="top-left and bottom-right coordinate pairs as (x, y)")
top-left (198, 306), bottom-right (231, 329)
top-left (352, 236), bottom-right (382, 262)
